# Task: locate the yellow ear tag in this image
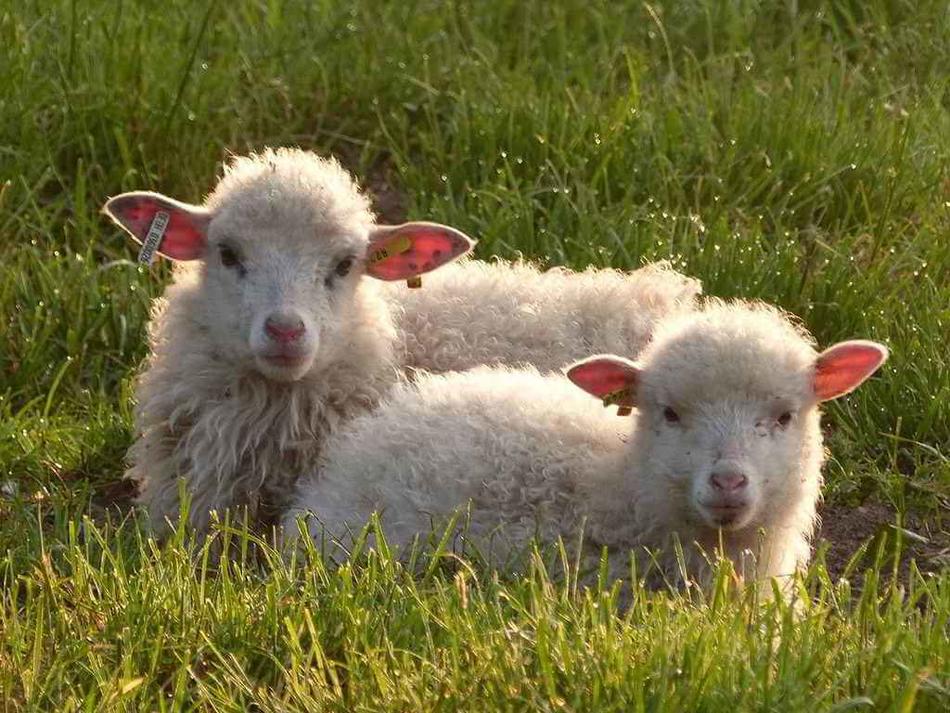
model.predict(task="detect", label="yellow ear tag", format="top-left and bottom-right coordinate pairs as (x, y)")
top-left (602, 388), bottom-right (632, 415)
top-left (368, 234), bottom-right (413, 264)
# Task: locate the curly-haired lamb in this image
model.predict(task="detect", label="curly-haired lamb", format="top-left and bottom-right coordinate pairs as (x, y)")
top-left (104, 148), bottom-right (473, 536)
top-left (106, 148), bottom-right (699, 536)
top-left (284, 300), bottom-right (888, 587)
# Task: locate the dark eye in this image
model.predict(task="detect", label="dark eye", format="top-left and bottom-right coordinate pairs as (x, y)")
top-left (334, 256), bottom-right (355, 278)
top-left (777, 411), bottom-right (793, 427)
top-left (663, 407), bottom-right (680, 424)
top-left (219, 245), bottom-right (242, 270)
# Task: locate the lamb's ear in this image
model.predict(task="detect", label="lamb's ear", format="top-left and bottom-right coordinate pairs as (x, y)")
top-left (364, 222), bottom-right (475, 287)
top-left (103, 191), bottom-right (210, 263)
top-left (813, 340), bottom-right (889, 401)
top-left (566, 355), bottom-right (640, 416)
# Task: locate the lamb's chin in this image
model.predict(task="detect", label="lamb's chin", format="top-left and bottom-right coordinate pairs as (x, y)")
top-left (255, 354), bottom-right (314, 382)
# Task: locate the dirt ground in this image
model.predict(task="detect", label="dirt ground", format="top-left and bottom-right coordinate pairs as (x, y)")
top-left (816, 501), bottom-right (949, 583)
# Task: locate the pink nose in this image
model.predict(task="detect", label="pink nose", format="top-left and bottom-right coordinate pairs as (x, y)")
top-left (710, 470), bottom-right (748, 492)
top-left (264, 315), bottom-right (305, 343)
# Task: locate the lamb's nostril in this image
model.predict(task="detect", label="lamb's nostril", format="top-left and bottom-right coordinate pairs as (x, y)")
top-left (710, 471), bottom-right (748, 491)
top-left (265, 315), bottom-right (306, 343)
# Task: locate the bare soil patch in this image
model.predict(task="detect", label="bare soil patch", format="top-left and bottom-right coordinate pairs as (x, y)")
top-left (816, 501), bottom-right (949, 583)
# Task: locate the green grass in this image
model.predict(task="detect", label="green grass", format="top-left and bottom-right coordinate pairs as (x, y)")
top-left (1, 0), bottom-right (947, 708)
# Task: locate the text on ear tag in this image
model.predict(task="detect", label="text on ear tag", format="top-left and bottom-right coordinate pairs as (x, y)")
top-left (368, 234), bottom-right (412, 264)
top-left (138, 210), bottom-right (170, 265)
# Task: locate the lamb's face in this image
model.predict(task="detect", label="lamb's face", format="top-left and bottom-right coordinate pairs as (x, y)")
top-left (567, 301), bottom-right (888, 538)
top-left (635, 336), bottom-right (819, 533)
top-left (103, 148), bottom-right (475, 384)
top-left (201, 206), bottom-right (367, 382)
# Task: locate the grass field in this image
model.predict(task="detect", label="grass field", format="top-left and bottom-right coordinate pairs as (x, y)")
top-left (1, 0), bottom-right (948, 709)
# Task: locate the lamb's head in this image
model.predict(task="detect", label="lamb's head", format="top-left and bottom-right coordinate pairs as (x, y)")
top-left (103, 148), bottom-right (474, 381)
top-left (568, 300), bottom-right (888, 535)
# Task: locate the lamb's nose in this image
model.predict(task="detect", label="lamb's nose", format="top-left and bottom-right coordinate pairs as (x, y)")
top-left (710, 470), bottom-right (748, 492)
top-left (264, 314), bottom-right (305, 343)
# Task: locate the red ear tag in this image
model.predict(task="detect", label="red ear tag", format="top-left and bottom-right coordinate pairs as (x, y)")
top-left (138, 211), bottom-right (170, 265)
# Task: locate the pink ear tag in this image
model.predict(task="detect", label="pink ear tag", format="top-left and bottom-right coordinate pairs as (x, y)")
top-left (138, 211), bottom-right (170, 265)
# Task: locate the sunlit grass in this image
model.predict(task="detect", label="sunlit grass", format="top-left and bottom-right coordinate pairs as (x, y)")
top-left (0, 0), bottom-right (947, 708)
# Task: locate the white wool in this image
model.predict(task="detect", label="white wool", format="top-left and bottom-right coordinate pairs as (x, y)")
top-left (285, 300), bottom-right (837, 587)
top-left (126, 147), bottom-right (700, 537)
top-left (384, 258), bottom-right (701, 373)
top-left (127, 149), bottom-right (398, 535)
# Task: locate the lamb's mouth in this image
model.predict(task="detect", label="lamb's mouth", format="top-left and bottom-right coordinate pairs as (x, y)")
top-left (263, 354), bottom-right (308, 367)
top-left (256, 351), bottom-right (314, 378)
top-left (701, 502), bottom-right (751, 529)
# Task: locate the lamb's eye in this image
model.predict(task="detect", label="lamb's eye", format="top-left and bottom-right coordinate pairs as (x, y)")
top-left (777, 411), bottom-right (793, 427)
top-left (663, 407), bottom-right (680, 424)
top-left (219, 245), bottom-right (241, 269)
top-left (334, 256), bottom-right (355, 278)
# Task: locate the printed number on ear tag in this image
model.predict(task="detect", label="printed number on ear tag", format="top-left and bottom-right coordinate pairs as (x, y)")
top-left (368, 234), bottom-right (413, 264)
top-left (138, 211), bottom-right (170, 265)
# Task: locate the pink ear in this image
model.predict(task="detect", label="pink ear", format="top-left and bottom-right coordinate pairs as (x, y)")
top-left (364, 222), bottom-right (475, 281)
top-left (103, 191), bottom-right (210, 262)
top-left (813, 340), bottom-right (889, 401)
top-left (566, 356), bottom-right (641, 411)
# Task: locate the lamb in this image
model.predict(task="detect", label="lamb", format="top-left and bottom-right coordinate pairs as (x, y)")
top-left (103, 148), bottom-right (474, 536)
top-left (106, 148), bottom-right (700, 537)
top-left (384, 258), bottom-right (701, 373)
top-left (284, 300), bottom-right (888, 588)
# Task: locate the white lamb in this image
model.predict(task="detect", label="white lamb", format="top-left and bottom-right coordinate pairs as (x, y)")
top-left (106, 147), bottom-right (699, 536)
top-left (104, 148), bottom-right (473, 536)
top-left (284, 300), bottom-right (888, 587)
top-left (385, 258), bottom-right (700, 373)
